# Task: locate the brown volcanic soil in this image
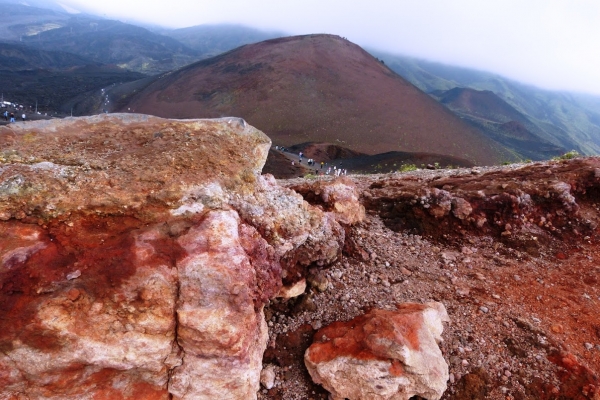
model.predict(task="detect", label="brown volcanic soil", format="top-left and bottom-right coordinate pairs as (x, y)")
top-left (438, 88), bottom-right (527, 124)
top-left (263, 143), bottom-right (474, 178)
top-left (434, 88), bottom-right (564, 161)
top-left (287, 142), bottom-right (367, 162)
top-left (259, 158), bottom-right (600, 400)
top-left (263, 148), bottom-right (314, 179)
top-left (117, 34), bottom-right (512, 165)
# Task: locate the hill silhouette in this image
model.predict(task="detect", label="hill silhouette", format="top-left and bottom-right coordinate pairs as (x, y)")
top-left (116, 34), bottom-right (513, 165)
top-left (164, 24), bottom-right (283, 59)
top-left (437, 87), bottom-right (527, 123)
top-left (0, 1), bottom-right (71, 41)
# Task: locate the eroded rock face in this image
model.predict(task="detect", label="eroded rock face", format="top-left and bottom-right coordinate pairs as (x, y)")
top-left (304, 302), bottom-right (450, 400)
top-left (0, 114), bottom-right (343, 399)
top-left (363, 159), bottom-right (600, 246)
top-left (285, 177), bottom-right (365, 226)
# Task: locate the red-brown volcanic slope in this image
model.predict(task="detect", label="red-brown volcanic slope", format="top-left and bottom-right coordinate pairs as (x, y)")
top-left (439, 88), bottom-right (528, 124)
top-left (119, 34), bottom-right (511, 165)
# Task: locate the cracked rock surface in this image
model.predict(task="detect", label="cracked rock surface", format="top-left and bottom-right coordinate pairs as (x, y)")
top-left (0, 115), bottom-right (343, 399)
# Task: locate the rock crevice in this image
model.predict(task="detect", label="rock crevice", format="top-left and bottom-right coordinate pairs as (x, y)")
top-left (0, 115), bottom-right (344, 399)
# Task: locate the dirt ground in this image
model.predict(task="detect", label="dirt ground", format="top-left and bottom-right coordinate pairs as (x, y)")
top-left (259, 160), bottom-right (600, 400)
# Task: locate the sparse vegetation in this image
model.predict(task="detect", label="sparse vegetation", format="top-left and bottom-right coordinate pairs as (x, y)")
top-left (398, 164), bottom-right (417, 172)
top-left (552, 150), bottom-right (580, 160)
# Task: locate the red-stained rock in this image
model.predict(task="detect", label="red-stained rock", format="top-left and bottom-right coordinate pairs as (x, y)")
top-left (168, 210), bottom-right (269, 399)
top-left (0, 114), bottom-right (344, 399)
top-left (304, 302), bottom-right (450, 400)
top-left (547, 351), bottom-right (600, 400)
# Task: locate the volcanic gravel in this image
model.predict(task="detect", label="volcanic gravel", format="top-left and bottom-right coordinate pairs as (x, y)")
top-left (259, 165), bottom-right (600, 400)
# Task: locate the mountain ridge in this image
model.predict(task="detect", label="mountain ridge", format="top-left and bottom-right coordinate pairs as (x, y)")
top-left (113, 34), bottom-right (514, 165)
top-left (373, 50), bottom-right (600, 155)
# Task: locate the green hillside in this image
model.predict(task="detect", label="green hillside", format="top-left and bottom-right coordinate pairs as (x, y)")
top-left (372, 51), bottom-right (600, 156)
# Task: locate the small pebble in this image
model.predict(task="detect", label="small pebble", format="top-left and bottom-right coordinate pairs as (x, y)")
top-left (66, 270), bottom-right (81, 280)
top-left (479, 306), bottom-right (489, 313)
top-left (584, 343), bottom-right (594, 350)
top-left (260, 365), bottom-right (276, 389)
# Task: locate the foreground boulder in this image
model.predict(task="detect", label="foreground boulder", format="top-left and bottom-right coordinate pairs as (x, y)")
top-left (305, 302), bottom-right (450, 400)
top-left (0, 114), bottom-right (343, 399)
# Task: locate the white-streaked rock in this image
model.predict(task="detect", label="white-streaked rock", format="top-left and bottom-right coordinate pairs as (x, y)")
top-left (305, 302), bottom-right (450, 400)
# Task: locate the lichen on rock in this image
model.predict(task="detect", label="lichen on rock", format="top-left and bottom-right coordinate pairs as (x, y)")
top-left (0, 114), bottom-right (344, 399)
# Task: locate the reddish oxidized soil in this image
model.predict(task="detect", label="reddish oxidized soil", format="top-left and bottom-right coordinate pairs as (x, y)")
top-left (261, 158), bottom-right (600, 400)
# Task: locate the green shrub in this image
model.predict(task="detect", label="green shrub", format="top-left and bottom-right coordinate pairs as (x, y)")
top-left (399, 164), bottom-right (417, 172)
top-left (553, 150), bottom-right (580, 160)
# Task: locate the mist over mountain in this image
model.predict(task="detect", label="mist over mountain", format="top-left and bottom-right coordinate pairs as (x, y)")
top-left (164, 24), bottom-right (284, 59)
top-left (1, 0), bottom-right (599, 164)
top-left (18, 16), bottom-right (198, 74)
top-left (373, 51), bottom-right (600, 156)
top-left (1, 0), bottom-right (198, 75)
top-left (0, 0), bottom-right (74, 41)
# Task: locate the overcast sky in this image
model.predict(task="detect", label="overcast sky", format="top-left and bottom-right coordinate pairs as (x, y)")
top-left (62, 0), bottom-right (600, 96)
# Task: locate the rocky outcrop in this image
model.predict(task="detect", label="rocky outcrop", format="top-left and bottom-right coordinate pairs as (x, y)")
top-left (304, 302), bottom-right (450, 400)
top-left (286, 178), bottom-right (365, 226)
top-left (362, 159), bottom-right (600, 245)
top-left (0, 114), bottom-right (343, 399)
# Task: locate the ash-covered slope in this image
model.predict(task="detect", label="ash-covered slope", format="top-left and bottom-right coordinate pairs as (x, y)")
top-left (118, 34), bottom-right (513, 165)
top-left (434, 87), bottom-right (564, 160)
